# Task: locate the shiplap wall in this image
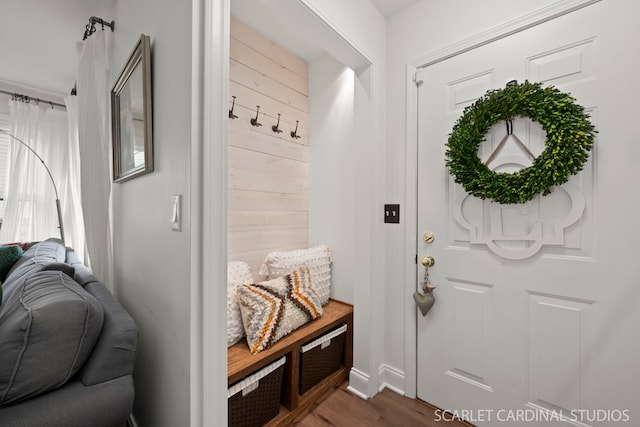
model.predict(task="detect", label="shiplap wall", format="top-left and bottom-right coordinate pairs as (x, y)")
top-left (228, 17), bottom-right (309, 275)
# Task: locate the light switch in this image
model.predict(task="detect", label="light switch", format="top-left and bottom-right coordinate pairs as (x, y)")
top-left (384, 204), bottom-right (400, 224)
top-left (171, 195), bottom-right (182, 231)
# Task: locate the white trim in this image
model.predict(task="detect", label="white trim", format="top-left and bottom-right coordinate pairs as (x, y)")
top-left (189, 1), bottom-right (204, 424)
top-left (347, 368), bottom-right (371, 400)
top-left (402, 0), bottom-right (601, 399)
top-left (191, 0), bottom-right (230, 426)
top-left (414, 0), bottom-right (602, 69)
top-left (378, 364), bottom-right (406, 395)
top-left (403, 62), bottom-right (419, 400)
top-left (297, 0), bottom-right (373, 68)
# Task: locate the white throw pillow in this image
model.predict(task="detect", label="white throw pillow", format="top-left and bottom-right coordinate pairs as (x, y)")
top-left (258, 245), bottom-right (332, 305)
top-left (227, 261), bottom-right (254, 347)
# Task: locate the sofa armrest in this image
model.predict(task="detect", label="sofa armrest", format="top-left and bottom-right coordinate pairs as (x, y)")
top-left (79, 282), bottom-right (138, 386)
top-left (65, 249), bottom-right (97, 288)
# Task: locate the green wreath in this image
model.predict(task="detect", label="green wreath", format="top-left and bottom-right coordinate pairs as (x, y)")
top-left (445, 81), bottom-right (596, 204)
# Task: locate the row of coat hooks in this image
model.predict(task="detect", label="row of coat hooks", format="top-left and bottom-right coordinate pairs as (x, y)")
top-left (229, 96), bottom-right (301, 139)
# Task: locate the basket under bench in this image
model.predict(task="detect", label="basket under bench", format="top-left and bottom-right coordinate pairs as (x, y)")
top-left (227, 299), bottom-right (354, 426)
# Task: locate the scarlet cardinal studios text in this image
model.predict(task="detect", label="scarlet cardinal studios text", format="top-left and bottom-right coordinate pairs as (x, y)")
top-left (434, 408), bottom-right (630, 423)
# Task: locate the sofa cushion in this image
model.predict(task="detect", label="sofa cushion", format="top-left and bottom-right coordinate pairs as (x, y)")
top-left (0, 270), bottom-right (104, 405)
top-left (227, 261), bottom-right (253, 347)
top-left (259, 245), bottom-right (333, 305)
top-left (236, 267), bottom-right (322, 354)
top-left (6, 238), bottom-right (66, 284)
top-left (42, 262), bottom-right (76, 278)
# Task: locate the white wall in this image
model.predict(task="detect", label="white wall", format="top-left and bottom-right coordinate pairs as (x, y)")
top-left (308, 54), bottom-right (355, 304)
top-left (383, 0), bottom-right (577, 396)
top-left (110, 0), bottom-right (193, 426)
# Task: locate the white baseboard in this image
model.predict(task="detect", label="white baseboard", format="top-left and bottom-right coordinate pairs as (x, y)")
top-left (378, 364), bottom-right (406, 395)
top-left (347, 368), bottom-right (370, 400)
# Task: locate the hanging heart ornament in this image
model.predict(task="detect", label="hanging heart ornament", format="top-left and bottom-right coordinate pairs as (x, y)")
top-left (413, 284), bottom-right (436, 317)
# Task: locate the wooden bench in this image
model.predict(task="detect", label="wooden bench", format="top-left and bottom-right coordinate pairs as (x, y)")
top-left (228, 299), bottom-right (354, 426)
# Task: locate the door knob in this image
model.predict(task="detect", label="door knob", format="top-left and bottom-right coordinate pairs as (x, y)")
top-left (421, 255), bottom-right (435, 268)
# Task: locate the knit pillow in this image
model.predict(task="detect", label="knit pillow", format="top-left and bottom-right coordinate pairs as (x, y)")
top-left (0, 245), bottom-right (24, 306)
top-left (227, 261), bottom-right (254, 347)
top-left (258, 245), bottom-right (332, 305)
top-left (237, 267), bottom-right (323, 354)
top-left (0, 245), bottom-right (23, 282)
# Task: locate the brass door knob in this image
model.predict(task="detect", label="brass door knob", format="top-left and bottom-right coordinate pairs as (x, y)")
top-left (421, 255), bottom-right (435, 268)
top-left (423, 232), bottom-right (435, 243)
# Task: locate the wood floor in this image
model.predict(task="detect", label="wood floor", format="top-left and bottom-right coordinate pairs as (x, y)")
top-left (289, 383), bottom-right (471, 427)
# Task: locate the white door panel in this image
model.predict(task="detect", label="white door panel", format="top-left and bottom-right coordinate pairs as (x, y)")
top-left (416, 2), bottom-right (640, 425)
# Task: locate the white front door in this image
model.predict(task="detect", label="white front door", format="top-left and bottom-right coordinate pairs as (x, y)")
top-left (416, 2), bottom-right (640, 425)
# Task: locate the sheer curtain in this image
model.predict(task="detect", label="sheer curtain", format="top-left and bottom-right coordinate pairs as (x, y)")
top-left (0, 100), bottom-right (84, 252)
top-left (62, 96), bottom-right (86, 261)
top-left (74, 29), bottom-right (113, 288)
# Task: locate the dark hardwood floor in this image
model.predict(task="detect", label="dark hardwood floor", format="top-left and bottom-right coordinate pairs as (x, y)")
top-left (289, 383), bottom-right (470, 427)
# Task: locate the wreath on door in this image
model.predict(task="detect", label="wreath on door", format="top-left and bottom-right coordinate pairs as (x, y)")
top-left (445, 81), bottom-right (596, 204)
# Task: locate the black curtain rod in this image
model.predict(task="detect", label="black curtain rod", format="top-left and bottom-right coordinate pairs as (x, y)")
top-left (0, 89), bottom-right (66, 110)
top-left (83, 16), bottom-right (115, 40)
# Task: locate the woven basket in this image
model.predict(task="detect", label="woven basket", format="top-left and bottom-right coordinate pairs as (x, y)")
top-left (299, 324), bottom-right (347, 395)
top-left (228, 356), bottom-right (286, 427)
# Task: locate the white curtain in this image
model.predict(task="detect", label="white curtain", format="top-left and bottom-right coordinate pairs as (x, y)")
top-left (63, 96), bottom-right (87, 261)
top-left (75, 29), bottom-right (113, 288)
top-left (0, 100), bottom-right (84, 251)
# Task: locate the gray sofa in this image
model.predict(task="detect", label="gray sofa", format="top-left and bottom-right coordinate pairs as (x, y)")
top-left (0, 238), bottom-right (137, 427)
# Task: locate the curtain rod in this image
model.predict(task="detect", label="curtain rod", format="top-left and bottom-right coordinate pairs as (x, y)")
top-left (0, 89), bottom-right (66, 110)
top-left (83, 16), bottom-right (115, 40)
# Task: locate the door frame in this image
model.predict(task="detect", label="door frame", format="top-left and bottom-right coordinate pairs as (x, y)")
top-left (402, 0), bottom-right (602, 399)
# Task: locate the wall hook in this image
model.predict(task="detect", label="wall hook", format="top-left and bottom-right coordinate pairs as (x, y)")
top-left (272, 114), bottom-right (283, 134)
top-left (290, 120), bottom-right (301, 139)
top-left (228, 96), bottom-right (238, 119)
top-left (250, 105), bottom-right (262, 127)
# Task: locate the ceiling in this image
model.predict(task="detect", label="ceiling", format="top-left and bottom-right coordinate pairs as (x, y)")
top-left (0, 0), bottom-right (418, 100)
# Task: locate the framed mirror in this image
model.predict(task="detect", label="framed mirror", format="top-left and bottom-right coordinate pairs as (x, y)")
top-left (111, 34), bottom-right (153, 182)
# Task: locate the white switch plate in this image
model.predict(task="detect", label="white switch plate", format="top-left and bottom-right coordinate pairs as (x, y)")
top-left (171, 194), bottom-right (181, 231)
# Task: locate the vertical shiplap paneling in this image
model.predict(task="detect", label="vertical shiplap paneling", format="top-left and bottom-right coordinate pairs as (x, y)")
top-left (228, 17), bottom-right (309, 275)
